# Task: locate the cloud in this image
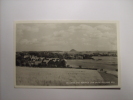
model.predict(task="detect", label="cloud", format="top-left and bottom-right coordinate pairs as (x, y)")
top-left (53, 30), bottom-right (66, 37)
top-left (44, 24), bottom-right (57, 29)
top-left (20, 39), bottom-right (30, 44)
top-left (67, 24), bottom-right (110, 40)
top-left (79, 24), bottom-right (94, 30)
top-left (68, 24), bottom-right (95, 32)
top-left (20, 38), bottom-right (39, 45)
top-left (68, 27), bottom-right (75, 33)
top-left (31, 38), bottom-right (38, 44)
top-left (17, 23), bottom-right (117, 51)
top-left (96, 25), bottom-right (112, 31)
top-left (17, 24), bottom-right (39, 35)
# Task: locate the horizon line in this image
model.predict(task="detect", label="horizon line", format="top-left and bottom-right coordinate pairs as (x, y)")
top-left (16, 50), bottom-right (117, 52)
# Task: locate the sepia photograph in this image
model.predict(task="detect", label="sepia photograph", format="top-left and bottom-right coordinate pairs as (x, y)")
top-left (15, 21), bottom-right (120, 88)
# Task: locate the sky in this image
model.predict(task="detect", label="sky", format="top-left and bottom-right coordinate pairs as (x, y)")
top-left (16, 22), bottom-right (117, 51)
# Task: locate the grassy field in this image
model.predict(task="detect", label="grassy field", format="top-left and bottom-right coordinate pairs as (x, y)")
top-left (67, 56), bottom-right (117, 71)
top-left (16, 67), bottom-right (117, 86)
top-left (16, 57), bottom-right (118, 86)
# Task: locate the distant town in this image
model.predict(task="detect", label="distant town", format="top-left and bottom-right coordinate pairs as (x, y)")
top-left (16, 49), bottom-right (117, 67)
top-left (16, 49), bottom-right (117, 59)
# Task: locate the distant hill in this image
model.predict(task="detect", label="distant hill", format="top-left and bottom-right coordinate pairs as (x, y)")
top-left (70, 49), bottom-right (77, 52)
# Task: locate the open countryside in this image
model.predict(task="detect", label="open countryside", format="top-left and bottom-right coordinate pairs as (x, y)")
top-left (15, 22), bottom-right (119, 88)
top-left (16, 50), bottom-right (118, 86)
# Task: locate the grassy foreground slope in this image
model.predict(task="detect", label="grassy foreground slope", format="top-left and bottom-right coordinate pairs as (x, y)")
top-left (16, 67), bottom-right (117, 86)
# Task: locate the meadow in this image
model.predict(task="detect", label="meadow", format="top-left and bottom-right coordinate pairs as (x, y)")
top-left (67, 56), bottom-right (117, 71)
top-left (16, 57), bottom-right (118, 86)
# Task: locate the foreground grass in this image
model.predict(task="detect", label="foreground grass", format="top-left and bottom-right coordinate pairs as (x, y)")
top-left (99, 72), bottom-right (118, 85)
top-left (16, 67), bottom-right (117, 86)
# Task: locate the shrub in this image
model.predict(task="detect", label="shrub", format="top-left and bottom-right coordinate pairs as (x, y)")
top-left (79, 65), bottom-right (82, 68)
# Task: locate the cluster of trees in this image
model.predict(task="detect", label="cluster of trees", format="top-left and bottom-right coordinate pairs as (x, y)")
top-left (16, 52), bottom-right (67, 67)
top-left (16, 52), bottom-right (93, 59)
top-left (16, 51), bottom-right (117, 61)
top-left (16, 51), bottom-right (93, 67)
top-left (28, 52), bottom-right (64, 58)
top-left (93, 53), bottom-right (117, 56)
top-left (16, 51), bottom-right (117, 67)
top-left (16, 58), bottom-right (67, 68)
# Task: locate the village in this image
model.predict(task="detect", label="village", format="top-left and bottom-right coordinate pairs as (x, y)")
top-left (16, 50), bottom-right (117, 68)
